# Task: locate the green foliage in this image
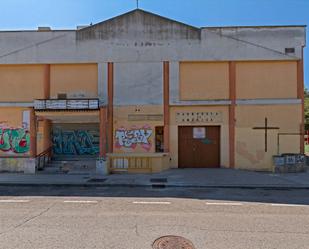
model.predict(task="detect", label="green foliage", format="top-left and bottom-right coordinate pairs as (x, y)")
top-left (305, 144), bottom-right (309, 154)
top-left (305, 88), bottom-right (309, 130)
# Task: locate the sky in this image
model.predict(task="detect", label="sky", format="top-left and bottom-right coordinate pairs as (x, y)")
top-left (0, 0), bottom-right (308, 86)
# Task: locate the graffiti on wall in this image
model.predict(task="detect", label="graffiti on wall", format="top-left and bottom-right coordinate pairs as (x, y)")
top-left (115, 125), bottom-right (153, 151)
top-left (0, 111), bottom-right (31, 155)
top-left (52, 129), bottom-right (99, 155)
top-left (0, 127), bottom-right (30, 154)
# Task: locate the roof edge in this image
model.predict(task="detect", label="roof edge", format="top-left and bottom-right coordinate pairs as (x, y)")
top-left (0, 30), bottom-right (75, 33)
top-left (78, 8), bottom-right (200, 31)
top-left (202, 25), bottom-right (307, 29)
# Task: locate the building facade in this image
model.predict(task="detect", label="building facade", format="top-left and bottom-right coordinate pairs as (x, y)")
top-left (0, 9), bottom-right (306, 173)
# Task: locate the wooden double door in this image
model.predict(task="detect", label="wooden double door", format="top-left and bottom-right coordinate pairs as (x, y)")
top-left (178, 126), bottom-right (220, 168)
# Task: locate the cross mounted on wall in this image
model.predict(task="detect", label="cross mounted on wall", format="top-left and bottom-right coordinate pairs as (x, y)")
top-left (136, 0), bottom-right (139, 9)
top-left (252, 117), bottom-right (280, 152)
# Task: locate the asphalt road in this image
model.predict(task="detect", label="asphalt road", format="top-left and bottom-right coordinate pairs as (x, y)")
top-left (0, 187), bottom-right (309, 249)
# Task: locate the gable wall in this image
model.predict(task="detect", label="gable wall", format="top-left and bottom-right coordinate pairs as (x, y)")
top-left (0, 18), bottom-right (305, 64)
top-left (77, 10), bottom-right (200, 41)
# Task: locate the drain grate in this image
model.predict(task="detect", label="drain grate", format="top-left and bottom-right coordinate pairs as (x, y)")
top-left (87, 178), bottom-right (106, 183)
top-left (151, 184), bottom-right (166, 189)
top-left (150, 178), bottom-right (168, 183)
top-left (153, 235), bottom-right (196, 249)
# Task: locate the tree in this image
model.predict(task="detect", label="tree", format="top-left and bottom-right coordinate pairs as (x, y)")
top-left (305, 88), bottom-right (309, 130)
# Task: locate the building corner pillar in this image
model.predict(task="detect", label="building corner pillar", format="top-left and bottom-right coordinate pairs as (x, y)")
top-left (29, 108), bottom-right (37, 158)
top-left (297, 51), bottom-right (305, 154)
top-left (99, 107), bottom-right (107, 158)
top-left (229, 61), bottom-right (236, 168)
top-left (163, 61), bottom-right (170, 153)
top-left (107, 62), bottom-right (114, 154)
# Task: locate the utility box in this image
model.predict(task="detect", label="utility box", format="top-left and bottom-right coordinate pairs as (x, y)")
top-left (96, 158), bottom-right (109, 175)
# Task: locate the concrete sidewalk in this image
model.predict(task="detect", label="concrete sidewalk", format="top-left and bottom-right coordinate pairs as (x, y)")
top-left (0, 168), bottom-right (308, 189)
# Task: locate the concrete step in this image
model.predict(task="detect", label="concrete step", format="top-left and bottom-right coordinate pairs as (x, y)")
top-left (52, 157), bottom-right (97, 161)
top-left (38, 167), bottom-right (62, 174)
top-left (40, 160), bottom-right (96, 174)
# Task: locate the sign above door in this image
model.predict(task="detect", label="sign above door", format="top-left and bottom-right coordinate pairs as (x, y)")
top-left (176, 111), bottom-right (222, 123)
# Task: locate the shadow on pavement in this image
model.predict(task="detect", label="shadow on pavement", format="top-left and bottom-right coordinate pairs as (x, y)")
top-left (1, 185), bottom-right (309, 206)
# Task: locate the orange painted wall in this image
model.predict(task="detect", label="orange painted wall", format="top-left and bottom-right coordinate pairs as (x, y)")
top-left (179, 62), bottom-right (229, 100)
top-left (235, 104), bottom-right (301, 171)
top-left (0, 65), bottom-right (45, 102)
top-left (37, 120), bottom-right (51, 155)
top-left (50, 64), bottom-right (98, 99)
top-left (236, 61), bottom-right (298, 99)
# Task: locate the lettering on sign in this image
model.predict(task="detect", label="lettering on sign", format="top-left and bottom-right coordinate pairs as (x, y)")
top-left (193, 127), bottom-right (206, 139)
top-left (176, 112), bottom-right (222, 123)
top-left (115, 125), bottom-right (153, 151)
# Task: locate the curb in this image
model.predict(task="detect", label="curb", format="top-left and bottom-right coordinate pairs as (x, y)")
top-left (0, 182), bottom-right (308, 190)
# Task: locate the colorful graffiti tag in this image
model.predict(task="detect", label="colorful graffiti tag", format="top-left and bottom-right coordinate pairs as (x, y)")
top-left (115, 125), bottom-right (153, 151)
top-left (0, 127), bottom-right (30, 154)
top-left (52, 129), bottom-right (99, 155)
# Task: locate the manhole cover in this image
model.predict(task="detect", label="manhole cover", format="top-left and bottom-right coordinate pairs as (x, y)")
top-left (151, 184), bottom-right (166, 189)
top-left (152, 235), bottom-right (196, 249)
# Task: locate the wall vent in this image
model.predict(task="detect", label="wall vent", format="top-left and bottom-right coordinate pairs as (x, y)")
top-left (285, 47), bottom-right (295, 54)
top-left (57, 93), bottom-right (67, 100)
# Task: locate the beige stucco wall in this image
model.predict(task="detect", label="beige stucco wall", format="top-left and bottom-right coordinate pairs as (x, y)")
top-left (170, 106), bottom-right (230, 168)
top-left (179, 62), bottom-right (229, 100)
top-left (236, 61), bottom-right (298, 99)
top-left (0, 65), bottom-right (45, 102)
top-left (113, 105), bottom-right (164, 153)
top-left (235, 104), bottom-right (301, 171)
top-left (50, 64), bottom-right (98, 99)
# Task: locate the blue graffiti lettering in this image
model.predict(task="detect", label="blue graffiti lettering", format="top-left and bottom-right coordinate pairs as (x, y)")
top-left (52, 129), bottom-right (99, 155)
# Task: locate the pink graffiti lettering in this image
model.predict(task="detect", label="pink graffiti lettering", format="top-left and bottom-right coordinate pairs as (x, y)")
top-left (115, 126), bottom-right (153, 151)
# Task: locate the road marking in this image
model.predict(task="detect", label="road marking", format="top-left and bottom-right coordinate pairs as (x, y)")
top-left (63, 200), bottom-right (98, 204)
top-left (270, 203), bottom-right (308, 207)
top-left (133, 201), bottom-right (171, 205)
top-left (0, 200), bottom-right (30, 203)
top-left (204, 202), bottom-right (308, 207)
top-left (205, 202), bottom-right (243, 206)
